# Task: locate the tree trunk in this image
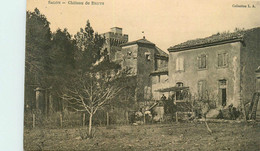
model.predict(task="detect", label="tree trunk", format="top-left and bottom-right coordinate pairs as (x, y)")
top-left (88, 113), bottom-right (93, 136)
top-left (204, 116), bottom-right (212, 134)
top-left (83, 113), bottom-right (86, 127)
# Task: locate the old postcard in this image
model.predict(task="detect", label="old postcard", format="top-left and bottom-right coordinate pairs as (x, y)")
top-left (24, 0), bottom-right (260, 150)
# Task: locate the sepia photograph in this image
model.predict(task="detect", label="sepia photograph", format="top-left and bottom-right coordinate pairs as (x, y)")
top-left (24, 0), bottom-right (260, 150)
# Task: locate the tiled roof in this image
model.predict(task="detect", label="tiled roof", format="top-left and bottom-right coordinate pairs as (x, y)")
top-left (168, 27), bottom-right (260, 52)
top-left (155, 46), bottom-right (168, 58)
top-left (120, 38), bottom-right (155, 47)
top-left (121, 38), bottom-right (168, 57)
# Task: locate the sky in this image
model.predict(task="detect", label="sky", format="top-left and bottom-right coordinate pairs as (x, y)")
top-left (27, 0), bottom-right (260, 51)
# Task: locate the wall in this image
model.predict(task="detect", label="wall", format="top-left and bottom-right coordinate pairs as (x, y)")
top-left (136, 44), bottom-right (156, 101)
top-left (121, 44), bottom-right (138, 75)
top-left (151, 74), bottom-right (169, 100)
top-left (240, 28), bottom-right (260, 104)
top-left (155, 59), bottom-right (168, 71)
top-left (168, 42), bottom-right (241, 107)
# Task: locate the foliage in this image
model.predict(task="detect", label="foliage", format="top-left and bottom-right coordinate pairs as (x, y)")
top-left (74, 20), bottom-right (105, 71)
top-left (25, 8), bottom-right (52, 87)
top-left (49, 28), bottom-right (77, 95)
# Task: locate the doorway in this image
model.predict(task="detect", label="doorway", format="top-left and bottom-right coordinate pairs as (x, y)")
top-left (221, 88), bottom-right (227, 106)
top-left (219, 79), bottom-right (227, 107)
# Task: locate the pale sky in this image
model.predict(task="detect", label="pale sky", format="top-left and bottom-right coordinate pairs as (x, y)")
top-left (27, 0), bottom-right (260, 51)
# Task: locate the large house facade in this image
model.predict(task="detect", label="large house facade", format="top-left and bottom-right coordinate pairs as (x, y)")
top-left (167, 27), bottom-right (260, 108)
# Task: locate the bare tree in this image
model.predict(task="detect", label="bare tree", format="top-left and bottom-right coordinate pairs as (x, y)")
top-left (61, 69), bottom-right (124, 137)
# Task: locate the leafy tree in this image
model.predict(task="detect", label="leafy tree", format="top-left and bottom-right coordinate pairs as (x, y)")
top-left (25, 8), bottom-right (53, 112)
top-left (74, 20), bottom-right (105, 71)
top-left (49, 28), bottom-right (77, 95)
top-left (25, 8), bottom-right (52, 87)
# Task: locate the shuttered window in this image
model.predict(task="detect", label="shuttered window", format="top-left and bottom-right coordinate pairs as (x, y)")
top-left (176, 57), bottom-right (184, 71)
top-left (218, 53), bottom-right (228, 67)
top-left (198, 54), bottom-right (207, 69)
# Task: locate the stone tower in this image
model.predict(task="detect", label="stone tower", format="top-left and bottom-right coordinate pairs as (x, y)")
top-left (101, 27), bottom-right (128, 61)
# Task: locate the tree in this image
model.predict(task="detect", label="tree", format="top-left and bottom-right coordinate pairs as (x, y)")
top-left (25, 8), bottom-right (52, 87)
top-left (49, 28), bottom-right (77, 95)
top-left (61, 62), bottom-right (124, 137)
top-left (74, 20), bottom-right (105, 72)
top-left (25, 8), bottom-right (53, 112)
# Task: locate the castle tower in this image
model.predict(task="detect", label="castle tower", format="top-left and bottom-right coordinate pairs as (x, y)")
top-left (101, 27), bottom-right (128, 61)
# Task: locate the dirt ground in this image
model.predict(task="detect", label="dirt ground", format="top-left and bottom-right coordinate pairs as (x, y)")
top-left (24, 122), bottom-right (260, 151)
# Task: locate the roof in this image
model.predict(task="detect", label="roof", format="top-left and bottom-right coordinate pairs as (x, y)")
top-left (168, 27), bottom-right (260, 52)
top-left (121, 38), bottom-right (168, 58)
top-left (120, 38), bottom-right (155, 47)
top-left (155, 46), bottom-right (168, 58)
top-left (155, 86), bottom-right (189, 92)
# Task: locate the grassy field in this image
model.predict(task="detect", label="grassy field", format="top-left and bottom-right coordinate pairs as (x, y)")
top-left (24, 122), bottom-right (260, 151)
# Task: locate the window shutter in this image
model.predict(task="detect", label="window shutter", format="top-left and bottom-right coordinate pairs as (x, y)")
top-left (180, 57), bottom-right (184, 71)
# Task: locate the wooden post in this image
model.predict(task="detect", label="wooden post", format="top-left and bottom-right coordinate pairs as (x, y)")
top-left (143, 113), bottom-right (146, 124)
top-left (60, 113), bottom-right (63, 128)
top-left (82, 113), bottom-right (85, 127)
top-left (49, 93), bottom-right (53, 115)
top-left (175, 112), bottom-right (178, 122)
top-left (126, 111), bottom-right (129, 125)
top-left (45, 89), bottom-right (48, 117)
top-left (106, 112), bottom-right (109, 126)
top-left (32, 114), bottom-right (35, 128)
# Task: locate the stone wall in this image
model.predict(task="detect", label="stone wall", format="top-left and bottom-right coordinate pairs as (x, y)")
top-left (240, 28), bottom-right (260, 104)
top-left (136, 44), bottom-right (156, 101)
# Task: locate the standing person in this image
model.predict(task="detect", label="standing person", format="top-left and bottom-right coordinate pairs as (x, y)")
top-left (161, 94), bottom-right (166, 101)
top-left (160, 94), bottom-right (167, 106)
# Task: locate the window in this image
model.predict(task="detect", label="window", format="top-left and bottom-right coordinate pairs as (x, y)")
top-left (198, 80), bottom-right (207, 98)
top-left (176, 57), bottom-right (184, 71)
top-left (218, 53), bottom-right (228, 67)
top-left (176, 82), bottom-right (183, 87)
top-left (154, 59), bottom-right (158, 71)
top-left (198, 54), bottom-right (207, 69)
top-left (145, 52), bottom-right (151, 61)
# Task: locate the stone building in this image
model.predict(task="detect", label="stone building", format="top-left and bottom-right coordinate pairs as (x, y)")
top-left (167, 27), bottom-right (260, 108)
top-left (101, 27), bottom-right (128, 61)
top-left (118, 37), bottom-right (168, 103)
top-left (150, 67), bottom-right (169, 100)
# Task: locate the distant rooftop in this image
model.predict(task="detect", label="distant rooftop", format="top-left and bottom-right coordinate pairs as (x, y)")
top-left (120, 37), bottom-right (155, 47)
top-left (121, 38), bottom-right (168, 58)
top-left (168, 27), bottom-right (260, 52)
top-left (155, 46), bottom-right (168, 58)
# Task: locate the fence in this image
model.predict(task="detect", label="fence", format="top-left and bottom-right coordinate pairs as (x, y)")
top-left (24, 108), bottom-right (131, 129)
